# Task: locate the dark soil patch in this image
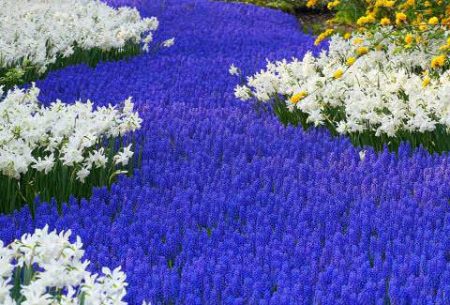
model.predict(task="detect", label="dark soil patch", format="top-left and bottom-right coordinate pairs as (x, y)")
top-left (294, 7), bottom-right (334, 35)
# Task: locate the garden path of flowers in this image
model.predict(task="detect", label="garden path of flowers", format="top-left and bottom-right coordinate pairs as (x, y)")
top-left (1, 0), bottom-right (449, 304)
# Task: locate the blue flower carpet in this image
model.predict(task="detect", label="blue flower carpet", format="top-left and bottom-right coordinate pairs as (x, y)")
top-left (1, 0), bottom-right (448, 304)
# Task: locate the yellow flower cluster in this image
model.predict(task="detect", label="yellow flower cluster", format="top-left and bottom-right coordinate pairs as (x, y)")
top-left (357, 1), bottom-right (450, 28)
top-left (431, 54), bottom-right (446, 68)
top-left (306, 0), bottom-right (319, 8)
top-left (310, 0), bottom-right (450, 71)
top-left (309, 0), bottom-right (450, 31)
top-left (327, 0), bottom-right (340, 10)
top-left (314, 28), bottom-right (334, 45)
top-left (357, 14), bottom-right (376, 26)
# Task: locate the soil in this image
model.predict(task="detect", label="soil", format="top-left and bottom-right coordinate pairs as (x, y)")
top-left (294, 8), bottom-right (334, 35)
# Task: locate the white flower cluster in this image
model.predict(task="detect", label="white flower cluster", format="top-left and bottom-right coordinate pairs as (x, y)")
top-left (0, 0), bottom-right (159, 74)
top-left (0, 226), bottom-right (128, 305)
top-left (235, 30), bottom-right (450, 137)
top-left (0, 85), bottom-right (141, 181)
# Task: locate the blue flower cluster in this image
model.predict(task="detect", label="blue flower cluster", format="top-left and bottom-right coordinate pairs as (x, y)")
top-left (1, 0), bottom-right (449, 304)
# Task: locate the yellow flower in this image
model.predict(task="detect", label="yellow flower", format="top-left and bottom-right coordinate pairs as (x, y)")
top-left (431, 55), bottom-right (446, 68)
top-left (356, 46), bottom-right (369, 56)
top-left (314, 34), bottom-right (326, 46)
top-left (380, 17), bottom-right (391, 26)
top-left (346, 57), bottom-right (356, 66)
top-left (290, 91), bottom-right (308, 104)
top-left (419, 23), bottom-right (428, 31)
top-left (396, 12), bottom-right (407, 25)
top-left (422, 76), bottom-right (431, 87)
top-left (428, 17), bottom-right (439, 25)
top-left (404, 33), bottom-right (414, 45)
top-left (333, 69), bottom-right (344, 79)
top-left (306, 0), bottom-right (318, 8)
top-left (327, 0), bottom-right (340, 9)
top-left (357, 15), bottom-right (375, 26)
top-left (384, 0), bottom-right (395, 8)
top-left (439, 45), bottom-right (449, 52)
top-left (314, 29), bottom-right (334, 46)
top-left (352, 37), bottom-right (364, 45)
top-left (343, 32), bottom-right (352, 40)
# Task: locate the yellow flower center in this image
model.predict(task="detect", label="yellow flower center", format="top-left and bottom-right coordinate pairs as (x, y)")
top-left (333, 69), bottom-right (344, 79)
top-left (422, 76), bottom-right (431, 87)
top-left (346, 57), bottom-right (356, 66)
top-left (356, 47), bottom-right (369, 56)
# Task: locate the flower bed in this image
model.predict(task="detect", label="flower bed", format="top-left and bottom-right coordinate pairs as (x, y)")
top-left (0, 226), bottom-right (132, 305)
top-left (235, 29), bottom-right (450, 152)
top-left (0, 0), bottom-right (160, 89)
top-left (1, 111), bottom-right (449, 304)
top-left (235, 0), bottom-right (450, 153)
top-left (0, 85), bottom-right (141, 214)
top-left (0, 0), bottom-right (448, 304)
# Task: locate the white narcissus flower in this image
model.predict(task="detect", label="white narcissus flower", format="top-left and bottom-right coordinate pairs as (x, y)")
top-left (0, 226), bottom-right (129, 305)
top-left (76, 166), bottom-right (91, 183)
top-left (0, 279), bottom-right (15, 305)
top-left (229, 64), bottom-right (239, 76)
top-left (162, 38), bottom-right (175, 48)
top-left (235, 29), bottom-right (450, 138)
top-left (114, 144), bottom-right (134, 166)
top-left (0, 85), bottom-right (141, 181)
top-left (61, 146), bottom-right (85, 167)
top-left (359, 150), bottom-right (367, 161)
top-left (0, 0), bottom-right (161, 75)
top-left (88, 148), bottom-right (108, 169)
top-left (32, 154), bottom-right (55, 174)
top-left (234, 85), bottom-right (252, 101)
top-left (20, 282), bottom-right (51, 305)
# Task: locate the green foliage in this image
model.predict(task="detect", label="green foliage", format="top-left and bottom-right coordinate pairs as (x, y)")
top-left (221, 0), bottom-right (312, 13)
top-left (332, 0), bottom-right (366, 25)
top-left (0, 138), bottom-right (141, 216)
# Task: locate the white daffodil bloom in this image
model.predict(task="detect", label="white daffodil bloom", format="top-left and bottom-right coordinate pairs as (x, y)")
top-left (162, 38), bottom-right (175, 48)
top-left (32, 154), bottom-right (55, 174)
top-left (76, 166), bottom-right (91, 183)
top-left (0, 85), bottom-right (141, 182)
top-left (0, 226), bottom-right (130, 305)
top-left (236, 30), bottom-right (450, 138)
top-left (114, 144), bottom-right (134, 166)
top-left (0, 0), bottom-right (161, 77)
top-left (229, 64), bottom-right (239, 76)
